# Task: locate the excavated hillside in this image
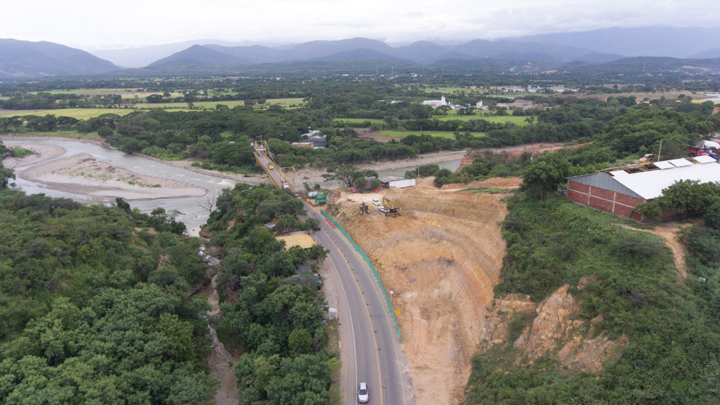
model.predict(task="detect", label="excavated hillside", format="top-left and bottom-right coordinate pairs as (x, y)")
top-left (335, 178), bottom-right (513, 404)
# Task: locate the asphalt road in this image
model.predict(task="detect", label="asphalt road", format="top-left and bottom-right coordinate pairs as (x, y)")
top-left (306, 206), bottom-right (413, 405)
top-left (254, 145), bottom-right (413, 404)
top-left (254, 145), bottom-right (294, 191)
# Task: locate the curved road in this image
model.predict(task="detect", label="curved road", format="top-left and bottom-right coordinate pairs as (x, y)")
top-left (254, 145), bottom-right (413, 404)
top-left (308, 206), bottom-right (413, 405)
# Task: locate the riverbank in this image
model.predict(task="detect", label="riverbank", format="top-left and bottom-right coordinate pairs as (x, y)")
top-left (2, 143), bottom-right (66, 169)
top-left (161, 149), bottom-right (469, 187)
top-left (18, 153), bottom-right (206, 202)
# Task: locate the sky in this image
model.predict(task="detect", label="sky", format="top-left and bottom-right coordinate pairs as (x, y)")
top-left (2, 0), bottom-right (718, 50)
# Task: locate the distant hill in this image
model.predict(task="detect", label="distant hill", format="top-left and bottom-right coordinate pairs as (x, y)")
top-left (146, 36), bottom-right (605, 71)
top-left (561, 56), bottom-right (720, 76)
top-left (204, 44), bottom-right (281, 64)
top-left (451, 39), bottom-right (604, 62)
top-left (91, 39), bottom-right (248, 68)
top-left (312, 49), bottom-right (413, 64)
top-left (147, 45), bottom-right (248, 67)
top-left (277, 37), bottom-right (394, 61)
top-left (690, 48), bottom-right (720, 59)
top-left (512, 27), bottom-right (720, 58)
top-left (0, 39), bottom-right (120, 78)
top-left (394, 41), bottom-right (468, 64)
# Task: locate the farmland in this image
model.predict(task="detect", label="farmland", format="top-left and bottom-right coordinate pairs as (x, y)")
top-left (134, 97), bottom-right (305, 109)
top-left (334, 115), bottom-right (534, 126)
top-left (377, 130), bottom-right (485, 139)
top-left (0, 108), bottom-right (135, 119)
top-left (333, 118), bottom-right (385, 125)
top-left (423, 86), bottom-right (481, 94)
top-left (435, 115), bottom-right (535, 125)
top-left (35, 88), bottom-right (184, 100)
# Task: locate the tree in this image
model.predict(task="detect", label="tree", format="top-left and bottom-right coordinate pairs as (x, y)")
top-left (521, 153), bottom-right (570, 200)
top-left (146, 94), bottom-right (164, 103)
top-left (288, 328), bottom-right (313, 355)
top-left (97, 126), bottom-right (114, 138)
top-left (322, 165), bottom-right (358, 188)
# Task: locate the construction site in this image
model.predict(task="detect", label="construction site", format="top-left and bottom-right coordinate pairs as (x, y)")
top-left (331, 177), bottom-right (516, 404)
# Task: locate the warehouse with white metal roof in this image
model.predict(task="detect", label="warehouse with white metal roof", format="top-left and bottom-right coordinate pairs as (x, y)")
top-left (566, 156), bottom-right (720, 221)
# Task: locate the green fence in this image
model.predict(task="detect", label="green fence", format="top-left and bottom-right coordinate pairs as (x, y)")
top-left (321, 210), bottom-right (402, 343)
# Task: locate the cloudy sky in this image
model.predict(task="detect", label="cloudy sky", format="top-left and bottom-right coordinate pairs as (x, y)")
top-left (3, 0), bottom-right (718, 50)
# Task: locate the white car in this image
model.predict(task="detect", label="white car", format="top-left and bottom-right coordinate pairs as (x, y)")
top-left (358, 382), bottom-right (369, 403)
top-left (372, 198), bottom-right (381, 206)
top-left (379, 206), bottom-right (388, 213)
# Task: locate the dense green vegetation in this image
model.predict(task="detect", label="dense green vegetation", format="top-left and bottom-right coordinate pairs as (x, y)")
top-left (202, 184), bottom-right (337, 404)
top-left (0, 186), bottom-right (213, 403)
top-left (1, 78), bottom-right (717, 177)
top-left (463, 149), bottom-right (720, 404)
top-left (464, 191), bottom-right (720, 404)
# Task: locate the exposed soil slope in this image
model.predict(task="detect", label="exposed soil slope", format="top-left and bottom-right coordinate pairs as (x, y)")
top-left (336, 182), bottom-right (511, 404)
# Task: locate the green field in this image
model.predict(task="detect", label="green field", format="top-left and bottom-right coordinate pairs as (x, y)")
top-left (0, 97), bottom-right (306, 119)
top-left (423, 86), bottom-right (482, 94)
top-left (335, 115), bottom-right (534, 126)
top-left (135, 97), bottom-right (306, 110)
top-left (7, 130), bottom-right (101, 139)
top-left (377, 130), bottom-right (485, 139)
top-left (35, 88), bottom-right (185, 100)
top-left (333, 118), bottom-right (384, 125)
top-left (436, 115), bottom-right (535, 125)
top-left (0, 108), bottom-right (135, 119)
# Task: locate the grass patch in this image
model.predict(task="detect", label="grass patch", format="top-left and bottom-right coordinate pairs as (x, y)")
top-left (9, 147), bottom-right (33, 158)
top-left (423, 86), bottom-right (482, 94)
top-left (135, 97), bottom-right (306, 110)
top-left (333, 118), bottom-right (384, 125)
top-left (0, 108), bottom-right (135, 119)
top-left (435, 115), bottom-right (535, 125)
top-left (377, 130), bottom-right (485, 139)
top-left (507, 312), bottom-right (535, 342)
top-left (460, 187), bottom-right (513, 194)
top-left (16, 130), bottom-right (101, 139)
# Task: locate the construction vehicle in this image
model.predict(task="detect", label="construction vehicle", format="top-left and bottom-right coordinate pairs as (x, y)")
top-left (638, 153), bottom-right (656, 164)
top-left (359, 202), bottom-right (369, 215)
top-left (381, 196), bottom-right (402, 218)
top-left (688, 141), bottom-right (720, 161)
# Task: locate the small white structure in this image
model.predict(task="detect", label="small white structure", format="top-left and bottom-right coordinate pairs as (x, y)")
top-left (385, 178), bottom-right (416, 189)
top-left (476, 100), bottom-right (488, 110)
top-left (422, 96), bottom-right (448, 108)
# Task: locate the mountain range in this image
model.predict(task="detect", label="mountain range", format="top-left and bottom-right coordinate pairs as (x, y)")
top-left (3, 26), bottom-right (720, 78)
top-left (145, 37), bottom-right (619, 70)
top-left (0, 39), bottom-right (119, 78)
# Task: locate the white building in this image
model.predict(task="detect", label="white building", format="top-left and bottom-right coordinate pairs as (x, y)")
top-left (422, 96), bottom-right (448, 108)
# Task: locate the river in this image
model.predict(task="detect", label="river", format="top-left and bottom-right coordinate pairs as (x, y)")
top-left (4, 138), bottom-right (462, 233)
top-left (3, 139), bottom-right (236, 235)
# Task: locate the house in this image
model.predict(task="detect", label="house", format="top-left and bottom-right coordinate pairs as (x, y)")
top-left (422, 96), bottom-right (448, 108)
top-left (566, 156), bottom-right (720, 222)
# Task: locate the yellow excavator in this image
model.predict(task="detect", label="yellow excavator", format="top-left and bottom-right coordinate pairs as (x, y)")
top-left (359, 202), bottom-right (369, 215)
top-left (381, 196), bottom-right (402, 218)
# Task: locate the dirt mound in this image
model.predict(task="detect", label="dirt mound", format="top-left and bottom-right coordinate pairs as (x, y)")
top-left (336, 186), bottom-right (508, 404)
top-left (441, 177), bottom-right (523, 190)
top-left (455, 155), bottom-right (475, 172)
